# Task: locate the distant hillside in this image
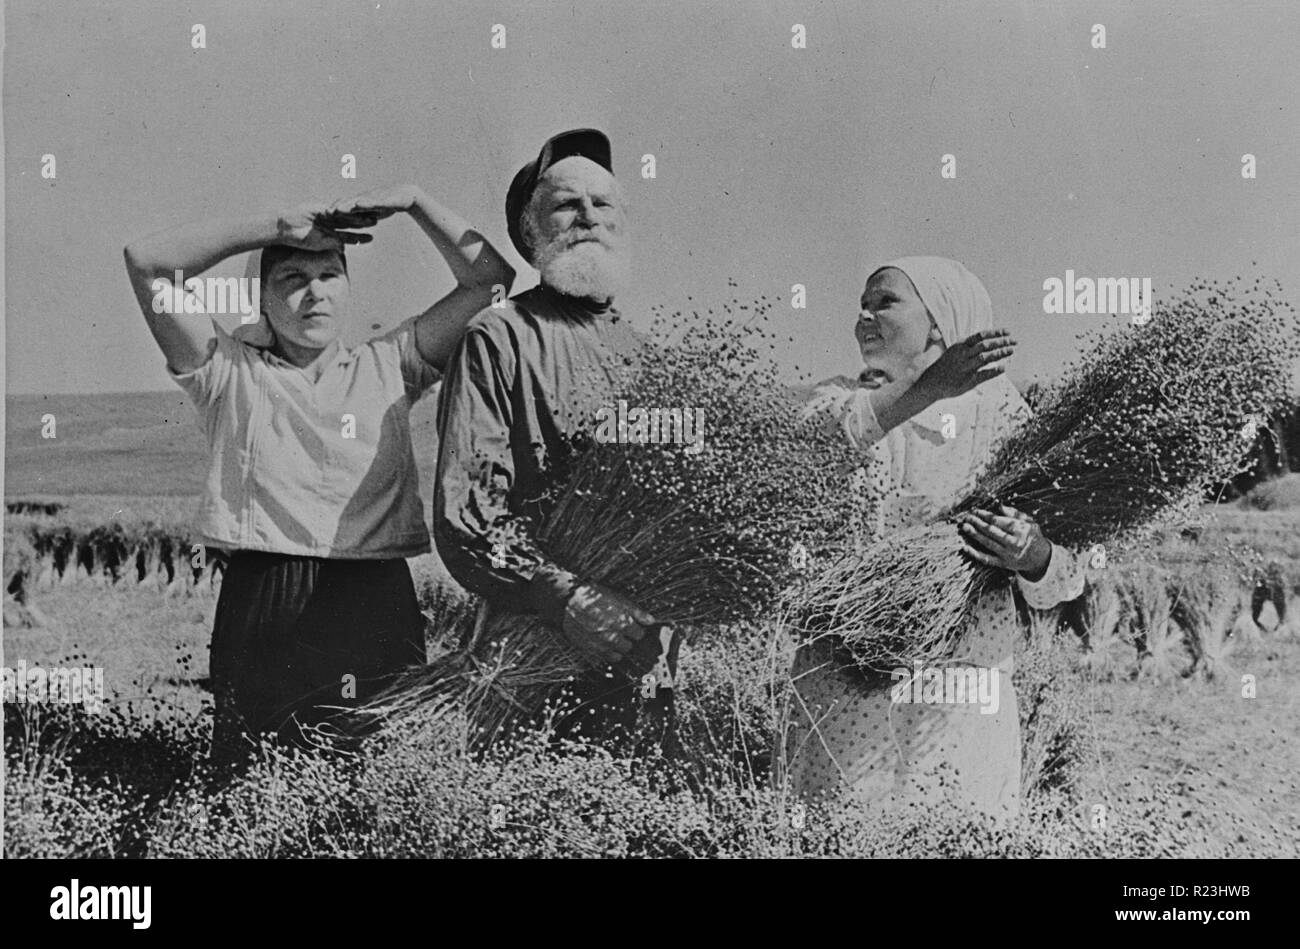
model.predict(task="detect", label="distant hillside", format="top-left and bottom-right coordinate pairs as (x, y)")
top-left (5, 390), bottom-right (442, 498)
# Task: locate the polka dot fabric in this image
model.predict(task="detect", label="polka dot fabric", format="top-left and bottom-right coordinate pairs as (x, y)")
top-left (782, 543), bottom-right (1090, 822)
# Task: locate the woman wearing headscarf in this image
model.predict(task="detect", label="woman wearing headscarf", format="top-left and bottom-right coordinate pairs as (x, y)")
top-left (781, 256), bottom-right (1094, 822)
top-left (124, 186), bottom-right (514, 768)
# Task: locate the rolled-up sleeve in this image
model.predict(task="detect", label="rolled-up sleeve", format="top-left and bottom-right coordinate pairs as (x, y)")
top-left (1016, 543), bottom-right (1099, 610)
top-left (432, 323), bottom-right (577, 629)
top-left (393, 316), bottom-right (441, 401)
top-left (168, 329), bottom-right (236, 440)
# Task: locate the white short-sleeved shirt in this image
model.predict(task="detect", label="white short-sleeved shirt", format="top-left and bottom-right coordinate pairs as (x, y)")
top-left (170, 319), bottom-right (438, 559)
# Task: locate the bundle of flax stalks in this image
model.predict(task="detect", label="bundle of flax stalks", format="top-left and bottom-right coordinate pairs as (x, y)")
top-left (361, 298), bottom-right (866, 747)
top-left (790, 276), bottom-right (1300, 669)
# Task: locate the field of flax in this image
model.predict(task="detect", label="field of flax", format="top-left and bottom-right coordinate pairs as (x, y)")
top-left (5, 480), bottom-right (1300, 857)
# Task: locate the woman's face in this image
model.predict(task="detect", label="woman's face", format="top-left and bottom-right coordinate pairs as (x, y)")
top-left (856, 267), bottom-right (935, 375)
top-left (262, 249), bottom-right (350, 351)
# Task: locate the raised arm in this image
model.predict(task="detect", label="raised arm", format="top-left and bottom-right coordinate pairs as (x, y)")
top-left (806, 329), bottom-right (1018, 450)
top-left (124, 205), bottom-right (373, 374)
top-left (328, 186), bottom-right (515, 371)
top-left (874, 329), bottom-right (1017, 432)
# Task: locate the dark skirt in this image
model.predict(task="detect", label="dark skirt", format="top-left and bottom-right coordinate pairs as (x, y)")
top-left (209, 551), bottom-right (425, 766)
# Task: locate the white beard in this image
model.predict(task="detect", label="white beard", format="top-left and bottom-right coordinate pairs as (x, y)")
top-left (534, 236), bottom-right (631, 302)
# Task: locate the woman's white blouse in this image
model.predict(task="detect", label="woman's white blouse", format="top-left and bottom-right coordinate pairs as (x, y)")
top-left (170, 319), bottom-right (438, 559)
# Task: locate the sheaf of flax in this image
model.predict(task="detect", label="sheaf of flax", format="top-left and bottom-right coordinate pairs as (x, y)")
top-left (363, 292), bottom-right (869, 745)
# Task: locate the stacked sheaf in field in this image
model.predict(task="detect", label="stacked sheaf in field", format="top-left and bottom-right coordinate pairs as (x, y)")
top-left (4, 499), bottom-right (222, 627)
top-left (1020, 493), bottom-right (1300, 684)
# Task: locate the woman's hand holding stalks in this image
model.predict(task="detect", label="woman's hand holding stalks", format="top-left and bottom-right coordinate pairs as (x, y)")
top-left (959, 504), bottom-right (1052, 581)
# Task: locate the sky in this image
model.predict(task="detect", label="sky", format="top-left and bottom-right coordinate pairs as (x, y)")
top-left (4, 0), bottom-right (1299, 394)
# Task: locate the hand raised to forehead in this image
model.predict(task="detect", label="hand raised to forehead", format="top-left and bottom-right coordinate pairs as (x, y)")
top-left (327, 185), bottom-right (420, 223)
top-left (277, 203), bottom-right (374, 252)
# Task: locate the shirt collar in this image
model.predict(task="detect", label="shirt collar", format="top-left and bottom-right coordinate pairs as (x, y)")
top-left (260, 338), bottom-right (353, 372)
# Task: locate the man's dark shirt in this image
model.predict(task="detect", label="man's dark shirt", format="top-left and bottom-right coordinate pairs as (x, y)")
top-left (432, 283), bottom-right (643, 629)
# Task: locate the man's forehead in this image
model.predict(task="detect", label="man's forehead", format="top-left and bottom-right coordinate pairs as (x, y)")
top-left (537, 156), bottom-right (617, 196)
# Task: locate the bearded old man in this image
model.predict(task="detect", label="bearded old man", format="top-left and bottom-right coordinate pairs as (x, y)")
top-left (433, 129), bottom-right (674, 748)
